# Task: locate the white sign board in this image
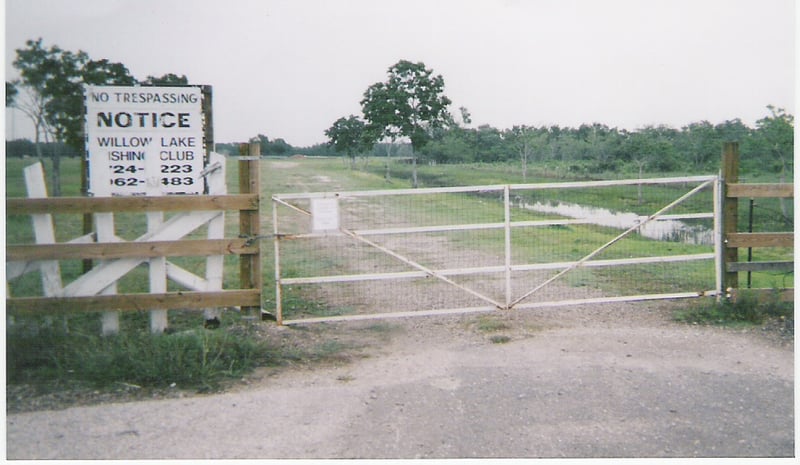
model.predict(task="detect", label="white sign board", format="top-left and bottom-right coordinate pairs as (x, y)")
top-left (311, 198), bottom-right (340, 232)
top-left (85, 85), bottom-right (206, 196)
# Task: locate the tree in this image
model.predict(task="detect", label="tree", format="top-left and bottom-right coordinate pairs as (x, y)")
top-left (715, 118), bottom-right (751, 144)
top-left (678, 121), bottom-right (718, 170)
top-left (8, 39), bottom-right (69, 194)
top-left (5, 138), bottom-right (37, 157)
top-left (140, 73), bottom-right (189, 86)
top-left (269, 138), bottom-right (291, 156)
top-left (754, 106), bottom-right (794, 217)
top-left (507, 125), bottom-right (547, 181)
top-left (9, 38), bottom-right (137, 195)
top-left (471, 124), bottom-right (506, 162)
top-left (423, 126), bottom-right (471, 164)
top-left (459, 106), bottom-right (472, 126)
top-left (6, 81), bottom-right (18, 106)
top-left (361, 81), bottom-right (401, 180)
top-left (5, 75), bottom-right (52, 166)
top-left (361, 60), bottom-right (452, 187)
top-left (621, 126), bottom-right (680, 203)
top-left (325, 115), bottom-right (371, 169)
top-left (754, 106), bottom-right (793, 177)
top-left (584, 123), bottom-right (617, 170)
top-left (253, 134), bottom-right (295, 156)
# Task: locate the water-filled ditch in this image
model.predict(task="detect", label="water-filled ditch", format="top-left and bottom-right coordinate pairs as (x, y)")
top-left (521, 201), bottom-right (714, 245)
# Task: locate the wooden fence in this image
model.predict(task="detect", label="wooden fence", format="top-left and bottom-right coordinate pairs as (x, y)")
top-left (6, 149), bottom-right (263, 334)
top-left (720, 142), bottom-right (794, 302)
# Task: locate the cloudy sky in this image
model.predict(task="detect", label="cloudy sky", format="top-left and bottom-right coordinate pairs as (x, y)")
top-left (5, 0), bottom-right (796, 147)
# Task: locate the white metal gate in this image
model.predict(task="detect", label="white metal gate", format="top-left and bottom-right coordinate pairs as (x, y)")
top-left (272, 175), bottom-right (720, 325)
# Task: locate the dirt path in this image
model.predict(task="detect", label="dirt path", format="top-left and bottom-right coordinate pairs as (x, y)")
top-left (6, 302), bottom-right (793, 459)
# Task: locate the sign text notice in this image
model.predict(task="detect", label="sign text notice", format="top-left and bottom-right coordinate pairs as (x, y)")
top-left (85, 85), bottom-right (206, 196)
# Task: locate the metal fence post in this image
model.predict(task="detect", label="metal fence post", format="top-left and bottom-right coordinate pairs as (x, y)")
top-left (504, 185), bottom-right (512, 310)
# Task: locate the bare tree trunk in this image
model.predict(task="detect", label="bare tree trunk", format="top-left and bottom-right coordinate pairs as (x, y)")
top-left (520, 140), bottom-right (529, 183)
top-left (522, 156), bottom-right (527, 182)
top-left (45, 132), bottom-right (61, 197)
top-left (779, 160), bottom-right (788, 219)
top-left (51, 151), bottom-right (61, 197)
top-left (636, 160), bottom-right (645, 206)
top-left (412, 150), bottom-right (418, 188)
top-left (33, 120), bottom-right (44, 166)
top-left (384, 141), bottom-right (393, 181)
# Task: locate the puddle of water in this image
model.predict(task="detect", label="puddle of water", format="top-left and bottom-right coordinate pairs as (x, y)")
top-left (522, 201), bottom-right (714, 245)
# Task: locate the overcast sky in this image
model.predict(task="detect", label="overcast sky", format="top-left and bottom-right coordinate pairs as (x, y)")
top-left (4, 0), bottom-right (796, 147)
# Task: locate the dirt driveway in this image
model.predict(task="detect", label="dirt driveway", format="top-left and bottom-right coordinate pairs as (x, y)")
top-left (6, 301), bottom-right (794, 459)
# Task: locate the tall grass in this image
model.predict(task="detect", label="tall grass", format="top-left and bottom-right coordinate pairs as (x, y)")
top-left (674, 290), bottom-right (793, 327)
top-left (7, 312), bottom-right (265, 391)
top-left (6, 310), bottom-right (355, 394)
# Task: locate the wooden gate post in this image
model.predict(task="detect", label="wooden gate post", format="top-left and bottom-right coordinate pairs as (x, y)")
top-left (721, 142), bottom-right (739, 293)
top-left (239, 138), bottom-right (262, 317)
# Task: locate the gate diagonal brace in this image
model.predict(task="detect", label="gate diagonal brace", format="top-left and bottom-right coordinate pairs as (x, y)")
top-left (339, 227), bottom-right (506, 310)
top-left (509, 179), bottom-right (714, 309)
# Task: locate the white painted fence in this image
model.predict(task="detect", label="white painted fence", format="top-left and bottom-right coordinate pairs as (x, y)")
top-left (6, 153), bottom-right (262, 334)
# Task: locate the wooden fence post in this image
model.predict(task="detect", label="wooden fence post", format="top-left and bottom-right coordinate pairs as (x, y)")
top-left (23, 164), bottom-right (64, 297)
top-left (96, 211), bottom-right (120, 336)
top-left (81, 157), bottom-right (93, 273)
top-left (239, 138), bottom-right (262, 317)
top-left (721, 142), bottom-right (739, 293)
top-left (148, 211), bottom-right (168, 333)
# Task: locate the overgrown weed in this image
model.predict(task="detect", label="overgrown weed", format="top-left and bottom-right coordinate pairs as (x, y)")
top-left (6, 311), bottom-right (351, 396)
top-left (471, 315), bottom-right (511, 333)
top-left (674, 291), bottom-right (793, 329)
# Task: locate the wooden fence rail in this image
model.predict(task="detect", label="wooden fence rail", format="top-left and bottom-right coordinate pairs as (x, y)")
top-left (721, 142), bottom-right (794, 302)
top-left (6, 194), bottom-right (258, 214)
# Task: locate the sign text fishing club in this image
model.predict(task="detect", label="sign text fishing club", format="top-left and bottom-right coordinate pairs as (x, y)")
top-left (85, 85), bottom-right (209, 196)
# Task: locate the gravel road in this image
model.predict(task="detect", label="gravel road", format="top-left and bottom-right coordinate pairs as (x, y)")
top-left (6, 302), bottom-right (794, 459)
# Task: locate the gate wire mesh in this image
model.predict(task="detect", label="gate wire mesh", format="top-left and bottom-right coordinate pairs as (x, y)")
top-left (273, 176), bottom-right (718, 324)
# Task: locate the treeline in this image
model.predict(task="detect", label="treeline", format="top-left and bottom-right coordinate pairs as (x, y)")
top-left (6, 139), bottom-right (73, 158)
top-left (419, 115), bottom-right (792, 176)
top-left (218, 107), bottom-right (792, 178)
top-left (5, 136), bottom-right (336, 159)
top-left (215, 135), bottom-right (336, 158)
top-left (13, 111), bottom-right (792, 180)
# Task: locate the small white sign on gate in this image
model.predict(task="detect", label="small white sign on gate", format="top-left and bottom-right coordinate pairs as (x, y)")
top-left (311, 197), bottom-right (340, 233)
